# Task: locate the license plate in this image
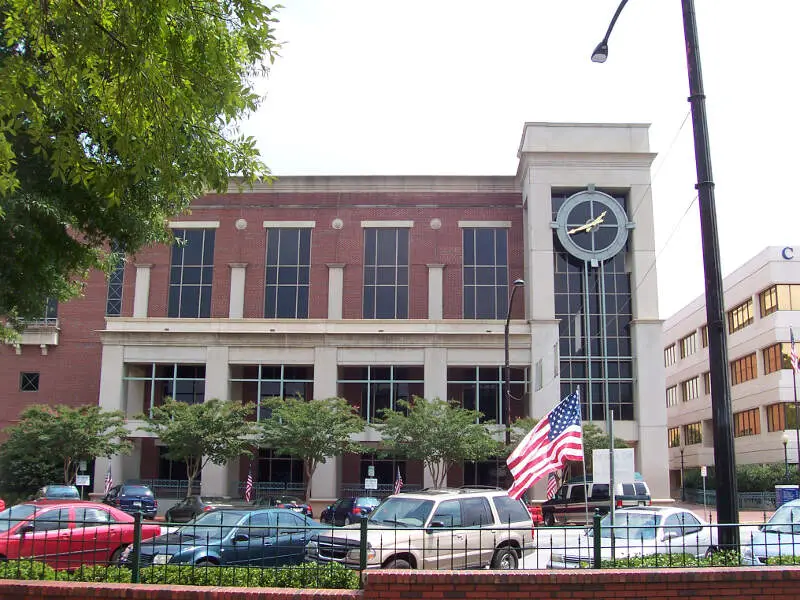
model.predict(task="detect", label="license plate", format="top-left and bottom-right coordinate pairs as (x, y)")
top-left (133, 501), bottom-right (142, 507)
top-left (292, 507), bottom-right (303, 512)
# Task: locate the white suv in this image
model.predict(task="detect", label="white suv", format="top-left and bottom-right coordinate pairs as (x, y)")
top-left (305, 488), bottom-right (533, 570)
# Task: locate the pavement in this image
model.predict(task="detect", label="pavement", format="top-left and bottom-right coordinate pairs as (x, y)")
top-left (670, 501), bottom-right (774, 525)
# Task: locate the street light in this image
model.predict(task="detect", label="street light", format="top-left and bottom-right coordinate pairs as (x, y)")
top-left (504, 279), bottom-right (526, 446)
top-left (783, 433), bottom-right (790, 482)
top-left (591, 0), bottom-right (740, 547)
top-left (680, 446), bottom-right (685, 502)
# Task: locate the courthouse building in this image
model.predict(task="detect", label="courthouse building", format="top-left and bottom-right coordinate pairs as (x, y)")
top-left (1, 122), bottom-right (669, 504)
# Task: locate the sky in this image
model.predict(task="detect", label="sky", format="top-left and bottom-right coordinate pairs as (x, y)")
top-left (244, 0), bottom-right (799, 319)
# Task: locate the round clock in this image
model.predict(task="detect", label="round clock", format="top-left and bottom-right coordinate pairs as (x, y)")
top-left (551, 189), bottom-right (633, 263)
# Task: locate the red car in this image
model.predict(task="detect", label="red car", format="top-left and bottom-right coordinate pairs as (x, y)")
top-left (0, 500), bottom-right (163, 569)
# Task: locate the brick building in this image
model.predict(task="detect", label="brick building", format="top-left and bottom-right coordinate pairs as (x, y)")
top-left (0, 122), bottom-right (669, 504)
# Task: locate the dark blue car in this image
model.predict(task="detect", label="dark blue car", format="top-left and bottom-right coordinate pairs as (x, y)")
top-left (102, 484), bottom-right (157, 520)
top-left (320, 496), bottom-right (381, 526)
top-left (127, 508), bottom-right (328, 567)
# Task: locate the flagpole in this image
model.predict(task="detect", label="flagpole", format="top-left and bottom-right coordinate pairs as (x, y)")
top-left (578, 387), bottom-right (590, 527)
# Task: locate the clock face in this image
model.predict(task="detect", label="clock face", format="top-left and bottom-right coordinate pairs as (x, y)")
top-left (552, 190), bottom-right (632, 262)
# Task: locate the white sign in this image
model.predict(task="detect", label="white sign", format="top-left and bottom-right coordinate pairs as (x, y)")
top-left (364, 477), bottom-right (378, 490)
top-left (78, 460), bottom-right (87, 472)
top-left (592, 448), bottom-right (635, 484)
top-left (75, 475), bottom-right (91, 487)
top-left (367, 465), bottom-right (375, 477)
top-left (701, 466), bottom-right (707, 478)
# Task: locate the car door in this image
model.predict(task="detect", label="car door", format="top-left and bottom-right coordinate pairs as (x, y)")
top-left (230, 512), bottom-right (275, 566)
top-left (169, 498), bottom-right (192, 522)
top-left (424, 499), bottom-right (464, 569)
top-left (661, 512), bottom-right (702, 557)
top-left (460, 497), bottom-right (495, 568)
top-left (273, 511), bottom-right (313, 565)
top-left (18, 507), bottom-right (74, 569)
top-left (71, 506), bottom-right (119, 565)
top-left (336, 499), bottom-right (354, 525)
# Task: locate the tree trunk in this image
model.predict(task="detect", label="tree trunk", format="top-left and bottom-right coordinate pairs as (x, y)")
top-left (304, 460), bottom-right (316, 502)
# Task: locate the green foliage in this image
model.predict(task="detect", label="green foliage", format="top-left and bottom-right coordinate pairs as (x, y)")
top-left (139, 398), bottom-right (258, 496)
top-left (683, 462), bottom-right (800, 492)
top-left (0, 559), bottom-right (56, 581)
top-left (0, 404), bottom-right (131, 494)
top-left (599, 550), bottom-right (752, 569)
top-left (260, 397), bottom-right (366, 500)
top-left (0, 0), bottom-right (281, 337)
top-left (377, 397), bottom-right (501, 489)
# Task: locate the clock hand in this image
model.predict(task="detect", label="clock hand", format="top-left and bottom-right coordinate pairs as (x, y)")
top-left (567, 211), bottom-right (608, 235)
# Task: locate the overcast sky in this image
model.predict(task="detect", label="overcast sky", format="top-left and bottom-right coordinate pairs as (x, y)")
top-left (244, 1), bottom-right (798, 319)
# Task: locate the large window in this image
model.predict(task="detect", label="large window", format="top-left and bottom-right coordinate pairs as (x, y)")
top-left (681, 377), bottom-right (700, 402)
top-left (338, 366), bottom-right (423, 423)
top-left (666, 386), bottom-right (678, 408)
top-left (700, 325), bottom-right (708, 348)
top-left (664, 345), bottom-right (676, 367)
top-left (264, 228), bottom-right (311, 318)
top-left (447, 366), bottom-right (528, 424)
top-left (734, 408), bottom-right (760, 438)
top-left (683, 422), bottom-right (702, 445)
top-left (703, 371), bottom-right (711, 395)
top-left (462, 228), bottom-right (508, 319)
top-left (759, 284), bottom-right (800, 317)
top-left (230, 365), bottom-right (314, 421)
top-left (680, 332), bottom-right (698, 359)
top-left (256, 448), bottom-right (304, 485)
top-left (123, 363), bottom-right (206, 416)
top-left (763, 343), bottom-right (796, 375)
top-left (668, 427), bottom-right (680, 448)
top-left (730, 353), bottom-right (757, 385)
top-left (727, 298), bottom-right (753, 334)
top-left (363, 228), bottom-right (409, 319)
top-left (106, 242), bottom-right (125, 316)
top-left (767, 403), bottom-right (800, 432)
top-left (168, 229), bottom-right (215, 318)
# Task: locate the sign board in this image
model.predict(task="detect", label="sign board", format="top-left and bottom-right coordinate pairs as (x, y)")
top-left (75, 475), bottom-right (91, 487)
top-left (79, 460), bottom-right (88, 472)
top-left (367, 465), bottom-right (375, 477)
top-left (701, 466), bottom-right (707, 478)
top-left (592, 448), bottom-right (635, 484)
top-left (364, 477), bottom-right (378, 490)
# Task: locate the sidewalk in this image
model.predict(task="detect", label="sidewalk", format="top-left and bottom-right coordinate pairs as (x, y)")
top-left (672, 501), bottom-right (773, 525)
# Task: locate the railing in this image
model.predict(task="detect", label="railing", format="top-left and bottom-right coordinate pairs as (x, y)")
top-left (683, 489), bottom-right (778, 511)
top-left (339, 483), bottom-right (423, 498)
top-left (136, 479), bottom-right (201, 498)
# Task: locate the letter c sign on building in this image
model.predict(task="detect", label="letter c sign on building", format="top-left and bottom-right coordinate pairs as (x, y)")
top-left (782, 247), bottom-right (795, 260)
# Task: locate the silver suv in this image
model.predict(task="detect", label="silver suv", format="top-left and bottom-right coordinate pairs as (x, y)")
top-left (305, 488), bottom-right (533, 570)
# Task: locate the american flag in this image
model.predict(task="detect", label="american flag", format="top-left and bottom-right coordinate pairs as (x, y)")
top-left (507, 391), bottom-right (583, 500)
top-left (103, 465), bottom-right (113, 494)
top-left (546, 472), bottom-right (559, 500)
top-left (244, 467), bottom-right (254, 503)
top-left (791, 327), bottom-right (800, 373)
top-left (393, 467), bottom-right (404, 495)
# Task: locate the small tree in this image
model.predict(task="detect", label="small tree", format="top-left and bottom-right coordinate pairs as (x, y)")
top-left (139, 398), bottom-right (258, 496)
top-left (259, 397), bottom-right (365, 501)
top-left (377, 397), bottom-right (501, 489)
top-left (0, 404), bottom-right (131, 491)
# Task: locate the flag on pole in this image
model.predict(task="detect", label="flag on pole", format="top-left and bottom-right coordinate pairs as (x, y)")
top-left (244, 466), bottom-right (254, 503)
top-left (546, 472), bottom-right (559, 500)
top-left (104, 464), bottom-right (113, 494)
top-left (791, 327), bottom-right (800, 373)
top-left (506, 391), bottom-right (583, 500)
top-left (393, 467), bottom-right (404, 495)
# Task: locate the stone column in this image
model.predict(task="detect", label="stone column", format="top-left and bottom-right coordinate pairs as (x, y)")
top-left (427, 264), bottom-right (444, 320)
top-left (133, 264), bottom-right (153, 318)
top-left (423, 347), bottom-right (448, 488)
top-left (228, 263), bottom-right (248, 319)
top-left (327, 264), bottom-right (345, 319)
top-left (201, 346), bottom-right (234, 496)
top-left (311, 346), bottom-right (339, 503)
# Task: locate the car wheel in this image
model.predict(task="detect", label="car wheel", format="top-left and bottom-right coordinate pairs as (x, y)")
top-left (109, 547), bottom-right (125, 566)
top-left (491, 547), bottom-right (518, 570)
top-left (344, 516), bottom-right (352, 526)
top-left (544, 512), bottom-right (555, 527)
top-left (384, 558), bottom-right (412, 569)
top-left (195, 559), bottom-right (216, 566)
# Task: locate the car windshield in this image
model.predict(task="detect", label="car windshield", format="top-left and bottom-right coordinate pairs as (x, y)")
top-left (121, 486), bottom-right (152, 496)
top-left (44, 486), bottom-right (79, 498)
top-left (276, 497), bottom-right (303, 504)
top-left (369, 497), bottom-right (434, 527)
top-left (598, 511), bottom-right (660, 540)
top-left (176, 511), bottom-right (244, 540)
top-left (0, 505), bottom-right (37, 532)
top-left (763, 504), bottom-right (800, 534)
top-left (357, 497), bottom-right (381, 507)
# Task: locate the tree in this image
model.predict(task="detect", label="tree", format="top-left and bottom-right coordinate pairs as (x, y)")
top-left (376, 397), bottom-right (501, 489)
top-left (0, 404), bottom-right (131, 494)
top-left (0, 0), bottom-right (280, 336)
top-left (259, 397), bottom-right (366, 501)
top-left (138, 398), bottom-right (258, 496)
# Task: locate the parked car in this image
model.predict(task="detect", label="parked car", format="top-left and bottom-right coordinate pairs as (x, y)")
top-left (547, 506), bottom-right (715, 568)
top-left (319, 496), bottom-right (381, 526)
top-left (165, 496), bottom-right (250, 523)
top-left (741, 498), bottom-right (800, 564)
top-left (255, 495), bottom-right (313, 518)
top-left (126, 508), bottom-right (327, 567)
top-left (306, 488), bottom-right (533, 570)
top-left (0, 500), bottom-right (162, 569)
top-left (102, 484), bottom-right (157, 519)
top-left (541, 475), bottom-right (651, 526)
top-left (34, 485), bottom-right (81, 500)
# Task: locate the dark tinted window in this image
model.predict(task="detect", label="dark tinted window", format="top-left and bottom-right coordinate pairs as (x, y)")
top-left (461, 497), bottom-right (493, 526)
top-left (432, 500), bottom-right (461, 527)
top-left (590, 484), bottom-right (610, 500)
top-left (0, 505), bottom-right (37, 532)
top-left (33, 508), bottom-right (71, 532)
top-left (492, 495), bottom-right (530, 524)
top-left (121, 486), bottom-right (153, 496)
top-left (621, 483), bottom-right (635, 495)
top-left (570, 485), bottom-right (586, 502)
top-left (634, 483), bottom-right (649, 496)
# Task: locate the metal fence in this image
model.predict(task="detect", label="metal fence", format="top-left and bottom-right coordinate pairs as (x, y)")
top-left (683, 489), bottom-right (778, 511)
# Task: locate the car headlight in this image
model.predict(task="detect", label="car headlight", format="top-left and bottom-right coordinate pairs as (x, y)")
top-left (152, 554), bottom-right (172, 565)
top-left (346, 543), bottom-right (376, 562)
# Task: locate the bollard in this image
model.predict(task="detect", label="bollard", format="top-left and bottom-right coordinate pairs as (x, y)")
top-left (593, 509), bottom-right (602, 569)
top-left (131, 511), bottom-right (142, 584)
top-left (359, 515), bottom-right (369, 573)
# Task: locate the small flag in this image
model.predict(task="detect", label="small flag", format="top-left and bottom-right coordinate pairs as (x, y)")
top-left (104, 464), bottom-right (113, 494)
top-left (394, 467), bottom-right (404, 495)
top-left (546, 472), bottom-right (559, 500)
top-left (244, 466), bottom-right (254, 503)
top-left (507, 390), bottom-right (583, 500)
top-left (791, 327), bottom-right (800, 373)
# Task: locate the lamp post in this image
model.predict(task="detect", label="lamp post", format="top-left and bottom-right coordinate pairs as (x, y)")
top-left (783, 433), bottom-right (790, 483)
top-left (591, 0), bottom-right (740, 547)
top-left (680, 446), bottom-right (685, 502)
top-left (504, 279), bottom-right (526, 446)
